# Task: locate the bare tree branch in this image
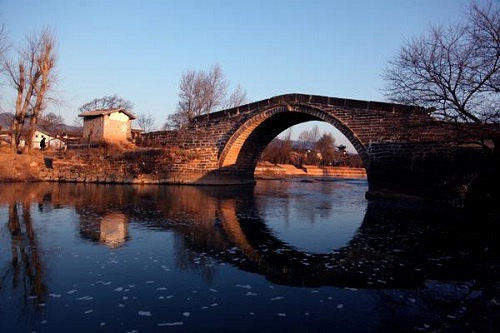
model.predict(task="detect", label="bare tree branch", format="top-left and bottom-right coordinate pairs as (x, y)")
top-left (136, 113), bottom-right (156, 133)
top-left (78, 94), bottom-right (134, 113)
top-left (168, 64), bottom-right (248, 129)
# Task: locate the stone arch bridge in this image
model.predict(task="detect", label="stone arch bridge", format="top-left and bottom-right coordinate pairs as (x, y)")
top-left (139, 93), bottom-right (482, 203)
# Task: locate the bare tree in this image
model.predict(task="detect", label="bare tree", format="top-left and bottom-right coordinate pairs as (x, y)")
top-left (316, 133), bottom-right (336, 166)
top-left (0, 23), bottom-right (8, 75)
top-left (136, 113), bottom-right (156, 133)
top-left (79, 94), bottom-right (134, 113)
top-left (298, 130), bottom-right (312, 150)
top-left (72, 116), bottom-right (83, 128)
top-left (3, 28), bottom-right (57, 153)
top-left (383, 1), bottom-right (500, 151)
top-left (168, 64), bottom-right (248, 129)
top-left (202, 64), bottom-right (228, 114)
top-left (261, 130), bottom-right (293, 164)
top-left (226, 84), bottom-right (249, 109)
top-left (39, 111), bottom-right (64, 133)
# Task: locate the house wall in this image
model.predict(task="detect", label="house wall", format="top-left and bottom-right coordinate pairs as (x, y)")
top-left (82, 117), bottom-right (104, 143)
top-left (82, 112), bottom-right (132, 144)
top-left (103, 112), bottom-right (131, 141)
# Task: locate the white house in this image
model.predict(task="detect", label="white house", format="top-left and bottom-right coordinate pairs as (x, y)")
top-left (79, 108), bottom-right (136, 144)
top-left (32, 129), bottom-right (66, 150)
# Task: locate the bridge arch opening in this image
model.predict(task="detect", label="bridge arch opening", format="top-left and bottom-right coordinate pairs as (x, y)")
top-left (218, 104), bottom-right (369, 173)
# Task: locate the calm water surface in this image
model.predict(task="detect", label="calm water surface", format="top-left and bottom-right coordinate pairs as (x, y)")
top-left (0, 180), bottom-right (497, 332)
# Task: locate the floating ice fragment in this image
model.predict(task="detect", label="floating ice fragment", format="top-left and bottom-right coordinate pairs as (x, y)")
top-left (337, 304), bottom-right (344, 309)
top-left (278, 313), bottom-right (286, 317)
top-left (84, 309), bottom-right (94, 314)
top-left (28, 295), bottom-right (38, 299)
top-left (76, 296), bottom-right (93, 301)
top-left (246, 292), bottom-right (257, 296)
top-left (157, 287), bottom-right (168, 291)
top-left (183, 312), bottom-right (190, 317)
top-left (100, 322), bottom-right (106, 326)
top-left (236, 284), bottom-right (252, 289)
top-left (344, 287), bottom-right (358, 291)
top-left (311, 290), bottom-right (320, 293)
top-left (210, 303), bottom-right (218, 307)
top-left (67, 290), bottom-right (77, 294)
top-left (158, 322), bottom-right (184, 326)
top-left (271, 296), bottom-right (284, 301)
top-left (114, 287), bottom-right (124, 292)
top-left (49, 294), bottom-right (62, 298)
top-left (138, 310), bottom-right (152, 317)
top-left (145, 280), bottom-right (154, 284)
top-left (122, 296), bottom-right (128, 300)
top-left (119, 304), bottom-right (125, 308)
top-left (209, 289), bottom-right (217, 293)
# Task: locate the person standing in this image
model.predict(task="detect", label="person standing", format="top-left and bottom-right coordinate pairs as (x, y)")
top-left (40, 136), bottom-right (46, 151)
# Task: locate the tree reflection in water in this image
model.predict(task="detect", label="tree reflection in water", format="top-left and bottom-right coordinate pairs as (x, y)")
top-left (3, 200), bottom-right (46, 325)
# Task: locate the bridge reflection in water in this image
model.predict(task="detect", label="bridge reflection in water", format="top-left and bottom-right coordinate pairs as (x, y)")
top-left (0, 181), bottom-right (497, 332)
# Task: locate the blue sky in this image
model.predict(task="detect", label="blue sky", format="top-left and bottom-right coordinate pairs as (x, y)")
top-left (0, 0), bottom-right (477, 149)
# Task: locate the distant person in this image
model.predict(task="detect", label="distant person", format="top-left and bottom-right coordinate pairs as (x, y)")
top-left (40, 136), bottom-right (46, 151)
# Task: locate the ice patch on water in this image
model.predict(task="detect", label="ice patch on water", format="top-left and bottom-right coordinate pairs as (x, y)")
top-left (182, 312), bottom-right (190, 317)
top-left (236, 284), bottom-right (252, 289)
top-left (49, 294), bottom-right (61, 298)
top-left (158, 322), bottom-right (183, 326)
top-left (138, 310), bottom-right (152, 316)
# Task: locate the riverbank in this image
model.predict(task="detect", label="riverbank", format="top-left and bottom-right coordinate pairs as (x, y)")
top-left (0, 148), bottom-right (366, 183)
top-left (254, 162), bottom-right (366, 179)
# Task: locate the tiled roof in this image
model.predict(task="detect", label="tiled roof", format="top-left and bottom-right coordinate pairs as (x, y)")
top-left (78, 108), bottom-right (136, 120)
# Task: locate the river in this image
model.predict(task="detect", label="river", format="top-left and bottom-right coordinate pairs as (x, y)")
top-left (0, 180), bottom-right (498, 332)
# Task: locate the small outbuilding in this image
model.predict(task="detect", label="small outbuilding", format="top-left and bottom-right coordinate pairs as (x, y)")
top-left (79, 108), bottom-right (136, 144)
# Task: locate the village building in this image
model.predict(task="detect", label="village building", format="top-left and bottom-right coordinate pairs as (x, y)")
top-left (79, 108), bottom-right (136, 144)
top-left (33, 128), bottom-right (67, 150)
